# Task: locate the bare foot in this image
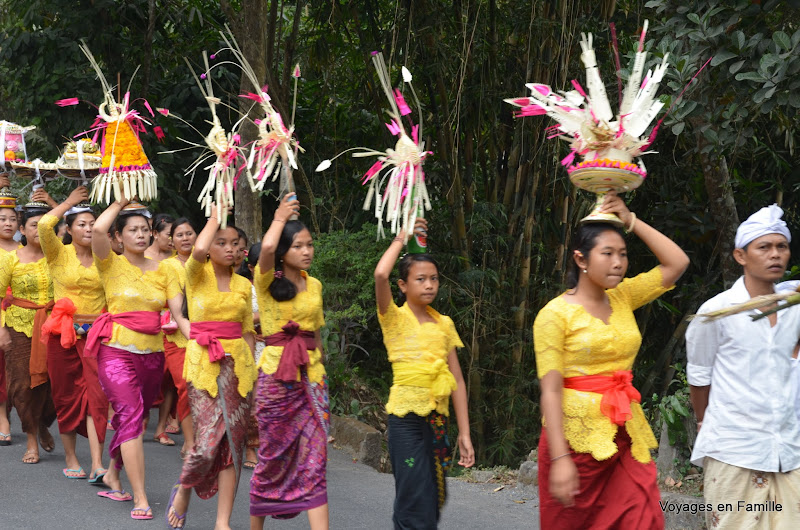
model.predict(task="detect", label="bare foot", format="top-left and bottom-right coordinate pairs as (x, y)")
top-left (39, 426), bottom-right (54, 453)
top-left (103, 469), bottom-right (122, 492)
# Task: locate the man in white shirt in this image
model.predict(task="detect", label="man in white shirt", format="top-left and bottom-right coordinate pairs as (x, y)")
top-left (687, 204), bottom-right (800, 529)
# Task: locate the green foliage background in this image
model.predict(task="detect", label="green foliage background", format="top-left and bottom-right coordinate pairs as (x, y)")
top-left (1, 0), bottom-right (798, 468)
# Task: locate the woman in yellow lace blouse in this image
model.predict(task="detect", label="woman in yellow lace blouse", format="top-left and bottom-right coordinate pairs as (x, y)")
top-left (154, 218), bottom-right (197, 454)
top-left (37, 186), bottom-right (108, 483)
top-left (374, 217), bottom-right (474, 529)
top-left (0, 197), bottom-right (55, 465)
top-left (166, 211), bottom-right (257, 530)
top-left (0, 174), bottom-right (20, 448)
top-left (249, 195), bottom-right (329, 529)
top-left (533, 193), bottom-right (689, 529)
top-left (88, 197), bottom-right (187, 521)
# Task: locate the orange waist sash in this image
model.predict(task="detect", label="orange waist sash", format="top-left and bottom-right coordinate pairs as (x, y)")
top-left (563, 370), bottom-right (640, 426)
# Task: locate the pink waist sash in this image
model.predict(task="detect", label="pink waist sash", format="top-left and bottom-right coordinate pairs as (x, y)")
top-left (84, 311), bottom-right (162, 358)
top-left (189, 321), bottom-right (243, 363)
top-left (265, 320), bottom-right (316, 382)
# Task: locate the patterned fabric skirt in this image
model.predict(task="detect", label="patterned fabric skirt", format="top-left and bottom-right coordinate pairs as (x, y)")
top-left (703, 457), bottom-right (800, 529)
top-left (388, 412), bottom-right (452, 530)
top-left (163, 339), bottom-right (190, 422)
top-left (250, 370), bottom-right (329, 518)
top-left (47, 337), bottom-right (108, 442)
top-left (0, 346), bottom-right (6, 404)
top-left (3, 327), bottom-right (56, 433)
top-left (96, 344), bottom-right (164, 470)
top-left (538, 427), bottom-right (664, 530)
top-left (180, 357), bottom-right (249, 499)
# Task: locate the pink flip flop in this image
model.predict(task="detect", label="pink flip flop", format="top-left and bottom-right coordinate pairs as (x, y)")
top-left (97, 489), bottom-right (133, 502)
top-left (131, 506), bottom-right (153, 520)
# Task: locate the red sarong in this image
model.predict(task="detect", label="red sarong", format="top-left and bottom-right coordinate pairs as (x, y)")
top-left (47, 336), bottom-right (108, 441)
top-left (189, 321), bottom-right (243, 363)
top-left (84, 310), bottom-right (161, 358)
top-left (265, 320), bottom-right (316, 382)
top-left (563, 370), bottom-right (640, 426)
top-left (538, 427), bottom-right (664, 529)
top-left (163, 339), bottom-right (190, 422)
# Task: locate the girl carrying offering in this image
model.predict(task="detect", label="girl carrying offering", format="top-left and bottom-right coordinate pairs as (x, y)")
top-left (533, 192), bottom-right (689, 529)
top-left (89, 195), bottom-right (188, 521)
top-left (374, 217), bottom-right (475, 529)
top-left (38, 186), bottom-right (109, 483)
top-left (250, 194), bottom-right (330, 529)
top-left (166, 207), bottom-right (257, 530)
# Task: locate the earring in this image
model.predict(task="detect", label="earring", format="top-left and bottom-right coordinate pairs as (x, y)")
top-left (118, 242), bottom-right (123, 250)
top-left (582, 269), bottom-right (587, 274)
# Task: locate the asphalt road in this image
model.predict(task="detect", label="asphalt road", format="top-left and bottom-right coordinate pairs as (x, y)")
top-left (0, 411), bottom-right (538, 529)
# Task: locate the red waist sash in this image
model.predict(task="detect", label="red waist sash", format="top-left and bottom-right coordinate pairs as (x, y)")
top-left (563, 370), bottom-right (641, 426)
top-left (189, 321), bottom-right (243, 363)
top-left (84, 310), bottom-right (161, 358)
top-left (265, 320), bottom-right (316, 382)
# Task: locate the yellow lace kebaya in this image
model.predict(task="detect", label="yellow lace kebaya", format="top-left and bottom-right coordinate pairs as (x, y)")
top-left (253, 265), bottom-right (325, 384)
top-left (379, 301), bottom-right (464, 418)
top-left (0, 245), bottom-right (21, 327)
top-left (161, 256), bottom-right (188, 348)
top-left (39, 214), bottom-right (105, 315)
top-left (183, 256), bottom-right (256, 398)
top-left (94, 251), bottom-right (180, 353)
top-left (533, 266), bottom-right (672, 464)
top-left (0, 251), bottom-right (53, 337)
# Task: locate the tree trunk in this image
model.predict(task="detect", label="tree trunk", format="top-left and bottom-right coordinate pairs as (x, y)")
top-left (694, 124), bottom-right (740, 287)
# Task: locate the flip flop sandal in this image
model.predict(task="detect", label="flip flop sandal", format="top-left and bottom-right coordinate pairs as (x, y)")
top-left (165, 424), bottom-right (180, 434)
top-left (97, 489), bottom-right (133, 502)
top-left (165, 483), bottom-right (188, 529)
top-left (63, 467), bottom-right (87, 479)
top-left (131, 506), bottom-right (153, 520)
top-left (154, 432), bottom-right (176, 446)
top-left (22, 449), bottom-right (39, 464)
top-left (243, 460), bottom-right (257, 469)
top-left (0, 432), bottom-right (10, 446)
top-left (107, 420), bottom-right (114, 431)
top-left (88, 468), bottom-right (107, 485)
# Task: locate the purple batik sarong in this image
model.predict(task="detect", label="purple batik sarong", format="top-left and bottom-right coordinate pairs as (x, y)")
top-left (249, 370), bottom-right (329, 518)
top-left (96, 344), bottom-right (164, 470)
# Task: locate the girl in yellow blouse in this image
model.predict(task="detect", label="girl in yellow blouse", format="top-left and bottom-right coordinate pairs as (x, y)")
top-left (374, 217), bottom-right (474, 530)
top-left (166, 210), bottom-right (257, 530)
top-left (0, 173), bottom-right (19, 447)
top-left (533, 193), bottom-right (688, 529)
top-left (154, 217), bottom-right (197, 454)
top-left (0, 196), bottom-right (55, 464)
top-left (89, 197), bottom-right (187, 521)
top-left (37, 186), bottom-right (109, 483)
top-left (250, 195), bottom-right (329, 529)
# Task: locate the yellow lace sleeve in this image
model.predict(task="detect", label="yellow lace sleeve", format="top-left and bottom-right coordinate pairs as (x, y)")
top-left (185, 255), bottom-right (204, 285)
top-left (0, 250), bottom-right (12, 293)
top-left (236, 275), bottom-right (256, 336)
top-left (533, 299), bottom-right (566, 378)
top-left (93, 250), bottom-right (115, 273)
top-left (38, 214), bottom-right (63, 264)
top-left (253, 264), bottom-right (275, 292)
top-left (162, 263), bottom-right (182, 300)
top-left (443, 315), bottom-right (464, 351)
top-left (613, 266), bottom-right (673, 311)
top-left (309, 277), bottom-right (325, 328)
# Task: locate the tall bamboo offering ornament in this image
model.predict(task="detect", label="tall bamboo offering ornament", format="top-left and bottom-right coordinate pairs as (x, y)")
top-left (159, 50), bottom-right (248, 229)
top-left (72, 43), bottom-right (161, 204)
top-left (316, 52), bottom-right (431, 249)
top-left (214, 29), bottom-right (304, 208)
top-left (505, 22), bottom-right (704, 226)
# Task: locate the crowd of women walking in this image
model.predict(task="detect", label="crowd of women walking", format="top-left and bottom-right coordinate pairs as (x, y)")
top-left (0, 172), bottom-right (475, 530)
